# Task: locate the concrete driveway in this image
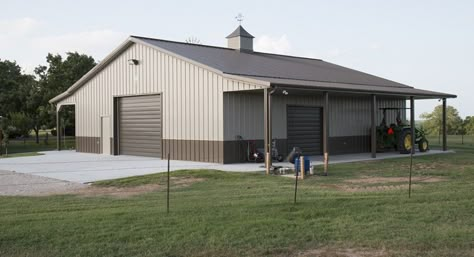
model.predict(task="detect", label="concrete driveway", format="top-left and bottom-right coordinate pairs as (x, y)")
top-left (0, 151), bottom-right (226, 183)
top-left (0, 150), bottom-right (452, 184)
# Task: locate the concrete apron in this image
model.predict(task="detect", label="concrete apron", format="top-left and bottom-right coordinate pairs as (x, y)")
top-left (0, 150), bottom-right (454, 183)
top-left (268, 150), bottom-right (454, 169)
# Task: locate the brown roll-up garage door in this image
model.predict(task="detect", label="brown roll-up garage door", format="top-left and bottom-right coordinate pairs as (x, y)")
top-left (118, 95), bottom-right (161, 157)
top-left (287, 106), bottom-right (322, 156)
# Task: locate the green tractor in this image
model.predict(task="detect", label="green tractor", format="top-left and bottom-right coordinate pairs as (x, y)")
top-left (376, 108), bottom-right (429, 154)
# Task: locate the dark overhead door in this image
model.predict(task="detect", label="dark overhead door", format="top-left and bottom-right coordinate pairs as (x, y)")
top-left (119, 95), bottom-right (161, 157)
top-left (287, 106), bottom-right (323, 155)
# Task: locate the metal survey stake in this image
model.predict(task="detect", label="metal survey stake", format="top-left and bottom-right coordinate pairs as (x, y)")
top-left (294, 169), bottom-right (298, 204)
top-left (167, 153), bottom-right (170, 213)
top-left (409, 152), bottom-right (413, 198)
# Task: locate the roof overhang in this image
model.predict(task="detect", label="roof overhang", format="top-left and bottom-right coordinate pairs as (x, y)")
top-left (238, 75), bottom-right (456, 100)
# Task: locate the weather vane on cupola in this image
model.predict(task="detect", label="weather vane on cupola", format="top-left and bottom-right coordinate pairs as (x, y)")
top-left (235, 13), bottom-right (244, 25)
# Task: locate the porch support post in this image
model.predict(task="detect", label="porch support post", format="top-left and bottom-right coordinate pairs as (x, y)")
top-left (56, 106), bottom-right (62, 151)
top-left (263, 88), bottom-right (270, 174)
top-left (268, 88), bottom-right (273, 172)
top-left (442, 98), bottom-right (447, 151)
top-left (323, 91), bottom-right (329, 176)
top-left (371, 94), bottom-right (377, 158)
top-left (410, 96), bottom-right (415, 155)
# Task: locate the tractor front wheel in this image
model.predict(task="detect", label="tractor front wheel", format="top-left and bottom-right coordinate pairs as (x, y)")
top-left (398, 130), bottom-right (412, 154)
top-left (418, 139), bottom-right (429, 152)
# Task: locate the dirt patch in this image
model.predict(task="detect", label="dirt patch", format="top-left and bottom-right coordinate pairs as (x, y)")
top-left (342, 184), bottom-right (421, 193)
top-left (319, 176), bottom-right (445, 193)
top-left (297, 247), bottom-right (390, 257)
top-left (344, 176), bottom-right (445, 184)
top-left (0, 171), bottom-right (204, 198)
top-left (77, 177), bottom-right (204, 198)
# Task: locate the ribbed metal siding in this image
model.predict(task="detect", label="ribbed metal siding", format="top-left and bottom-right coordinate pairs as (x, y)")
top-left (224, 92), bottom-right (406, 140)
top-left (287, 106), bottom-right (322, 155)
top-left (56, 42), bottom-right (267, 143)
top-left (119, 95), bottom-right (162, 157)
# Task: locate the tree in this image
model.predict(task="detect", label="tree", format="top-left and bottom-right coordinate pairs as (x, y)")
top-left (465, 116), bottom-right (474, 135)
top-left (8, 112), bottom-right (33, 143)
top-left (34, 52), bottom-right (96, 132)
top-left (0, 59), bottom-right (28, 117)
top-left (420, 105), bottom-right (463, 138)
top-left (35, 52), bottom-right (96, 104)
top-left (0, 116), bottom-right (13, 156)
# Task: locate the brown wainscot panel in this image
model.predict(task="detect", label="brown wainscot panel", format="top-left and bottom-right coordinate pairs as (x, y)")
top-left (328, 135), bottom-right (370, 155)
top-left (162, 139), bottom-right (223, 164)
top-left (76, 137), bottom-right (101, 154)
top-left (222, 139), bottom-right (288, 164)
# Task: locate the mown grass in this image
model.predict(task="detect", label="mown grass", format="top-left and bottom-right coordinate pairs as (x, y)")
top-left (0, 142), bottom-right (473, 256)
top-left (0, 152), bottom-right (43, 159)
top-left (1, 137), bottom-right (75, 155)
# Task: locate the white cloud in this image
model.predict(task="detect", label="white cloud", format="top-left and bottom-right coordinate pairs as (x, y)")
top-left (0, 17), bottom-right (126, 74)
top-left (254, 34), bottom-right (291, 54)
top-left (0, 17), bottom-right (40, 37)
top-left (369, 42), bottom-right (381, 50)
top-left (327, 48), bottom-right (342, 58)
top-left (34, 30), bottom-right (126, 57)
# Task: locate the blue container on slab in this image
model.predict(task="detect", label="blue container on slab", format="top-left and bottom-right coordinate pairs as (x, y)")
top-left (294, 157), bottom-right (310, 175)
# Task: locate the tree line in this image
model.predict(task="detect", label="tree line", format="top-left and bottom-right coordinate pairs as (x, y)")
top-left (420, 105), bottom-right (474, 137)
top-left (0, 53), bottom-right (96, 145)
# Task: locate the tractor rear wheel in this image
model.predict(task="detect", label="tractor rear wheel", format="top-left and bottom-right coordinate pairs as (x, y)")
top-left (398, 130), bottom-right (412, 154)
top-left (418, 139), bottom-right (429, 152)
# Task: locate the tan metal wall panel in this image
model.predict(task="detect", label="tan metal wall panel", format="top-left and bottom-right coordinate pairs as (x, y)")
top-left (56, 42), bottom-right (267, 144)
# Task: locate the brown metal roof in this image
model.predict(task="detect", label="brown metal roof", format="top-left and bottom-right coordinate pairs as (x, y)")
top-left (51, 35), bottom-right (456, 104)
top-left (133, 36), bottom-right (455, 99)
top-left (240, 75), bottom-right (456, 99)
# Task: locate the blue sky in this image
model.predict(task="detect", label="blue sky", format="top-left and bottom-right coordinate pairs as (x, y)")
top-left (1, 0), bottom-right (473, 118)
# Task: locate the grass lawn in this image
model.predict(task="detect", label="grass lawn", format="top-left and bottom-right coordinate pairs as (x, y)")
top-left (0, 143), bottom-right (473, 256)
top-left (0, 152), bottom-right (43, 159)
top-left (1, 137), bottom-right (75, 155)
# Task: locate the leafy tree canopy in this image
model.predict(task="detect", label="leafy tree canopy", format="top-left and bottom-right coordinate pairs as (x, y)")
top-left (464, 116), bottom-right (474, 135)
top-left (0, 53), bottom-right (95, 143)
top-left (420, 105), bottom-right (463, 135)
top-left (0, 59), bottom-right (30, 117)
top-left (35, 52), bottom-right (96, 104)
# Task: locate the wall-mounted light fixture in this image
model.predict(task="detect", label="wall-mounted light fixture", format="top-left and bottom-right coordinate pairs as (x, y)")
top-left (282, 90), bottom-right (289, 95)
top-left (128, 59), bottom-right (139, 65)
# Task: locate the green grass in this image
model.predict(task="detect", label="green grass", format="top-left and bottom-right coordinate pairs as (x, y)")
top-left (0, 152), bottom-right (43, 159)
top-left (426, 135), bottom-right (474, 148)
top-left (2, 137), bottom-right (75, 154)
top-left (0, 142), bottom-right (473, 256)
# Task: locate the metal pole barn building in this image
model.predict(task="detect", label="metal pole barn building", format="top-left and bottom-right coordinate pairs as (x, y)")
top-left (50, 26), bottom-right (456, 164)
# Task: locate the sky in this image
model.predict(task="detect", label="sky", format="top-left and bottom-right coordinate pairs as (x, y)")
top-left (1, 0), bottom-right (473, 118)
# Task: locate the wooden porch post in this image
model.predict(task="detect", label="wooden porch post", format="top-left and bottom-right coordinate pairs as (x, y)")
top-left (410, 97), bottom-right (415, 154)
top-left (323, 91), bottom-right (329, 176)
top-left (56, 106), bottom-right (62, 151)
top-left (442, 98), bottom-right (447, 151)
top-left (264, 88), bottom-right (270, 174)
top-left (371, 94), bottom-right (377, 158)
